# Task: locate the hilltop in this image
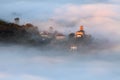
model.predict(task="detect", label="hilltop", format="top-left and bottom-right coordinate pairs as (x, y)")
top-left (0, 19), bottom-right (45, 45)
top-left (0, 19), bottom-right (93, 51)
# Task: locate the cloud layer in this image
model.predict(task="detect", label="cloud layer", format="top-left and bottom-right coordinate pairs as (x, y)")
top-left (0, 44), bottom-right (120, 80)
top-left (51, 4), bottom-right (120, 41)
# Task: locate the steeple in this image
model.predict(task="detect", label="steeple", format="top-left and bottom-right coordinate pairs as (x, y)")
top-left (80, 25), bottom-right (84, 31)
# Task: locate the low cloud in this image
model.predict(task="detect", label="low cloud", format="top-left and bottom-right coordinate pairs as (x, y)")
top-left (0, 73), bottom-right (49, 80)
top-left (21, 74), bottom-right (49, 80)
top-left (22, 56), bottom-right (67, 65)
top-left (0, 73), bottom-right (11, 79)
top-left (110, 0), bottom-right (120, 3)
top-left (52, 4), bottom-right (120, 42)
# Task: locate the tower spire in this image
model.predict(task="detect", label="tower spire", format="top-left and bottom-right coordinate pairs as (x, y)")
top-left (80, 25), bottom-right (84, 31)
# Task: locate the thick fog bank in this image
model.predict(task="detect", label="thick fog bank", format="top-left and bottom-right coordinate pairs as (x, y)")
top-left (0, 41), bottom-right (120, 80)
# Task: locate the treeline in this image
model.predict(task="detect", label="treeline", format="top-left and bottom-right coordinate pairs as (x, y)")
top-left (0, 19), bottom-right (44, 44)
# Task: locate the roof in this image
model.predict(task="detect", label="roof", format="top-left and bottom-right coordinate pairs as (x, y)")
top-left (56, 33), bottom-right (65, 36)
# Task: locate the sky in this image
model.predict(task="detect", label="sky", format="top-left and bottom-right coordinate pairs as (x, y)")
top-left (0, 0), bottom-right (120, 80)
top-left (0, 0), bottom-right (120, 40)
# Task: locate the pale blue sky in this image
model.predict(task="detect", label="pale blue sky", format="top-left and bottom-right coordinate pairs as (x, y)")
top-left (0, 0), bottom-right (119, 21)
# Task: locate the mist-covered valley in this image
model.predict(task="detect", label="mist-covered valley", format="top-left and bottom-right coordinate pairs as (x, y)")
top-left (0, 42), bottom-right (120, 80)
top-left (0, 20), bottom-right (120, 80)
top-left (0, 18), bottom-right (120, 80)
top-left (0, 38), bottom-right (120, 80)
top-left (0, 0), bottom-right (120, 80)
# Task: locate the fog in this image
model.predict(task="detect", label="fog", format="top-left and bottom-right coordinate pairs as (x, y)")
top-left (0, 40), bottom-right (120, 80)
top-left (0, 21), bottom-right (119, 80)
top-left (0, 0), bottom-right (120, 80)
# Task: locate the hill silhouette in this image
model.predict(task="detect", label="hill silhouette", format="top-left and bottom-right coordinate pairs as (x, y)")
top-left (0, 19), bottom-right (42, 44)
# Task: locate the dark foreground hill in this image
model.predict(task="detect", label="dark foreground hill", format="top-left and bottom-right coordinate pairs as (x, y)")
top-left (0, 19), bottom-right (48, 45)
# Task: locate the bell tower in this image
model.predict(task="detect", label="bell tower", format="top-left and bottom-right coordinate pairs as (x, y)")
top-left (75, 25), bottom-right (85, 38)
top-left (80, 25), bottom-right (84, 31)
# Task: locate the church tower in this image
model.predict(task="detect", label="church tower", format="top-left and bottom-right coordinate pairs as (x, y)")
top-left (75, 25), bottom-right (85, 38)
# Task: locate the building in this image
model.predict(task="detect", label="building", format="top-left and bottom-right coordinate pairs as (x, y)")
top-left (40, 31), bottom-right (50, 38)
top-left (55, 33), bottom-right (66, 40)
top-left (75, 25), bottom-right (85, 38)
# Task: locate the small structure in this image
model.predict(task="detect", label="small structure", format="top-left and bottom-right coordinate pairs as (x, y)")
top-left (14, 17), bottom-right (20, 24)
top-left (40, 31), bottom-right (50, 38)
top-left (69, 33), bottom-right (75, 39)
top-left (55, 33), bottom-right (66, 40)
top-left (70, 45), bottom-right (78, 51)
